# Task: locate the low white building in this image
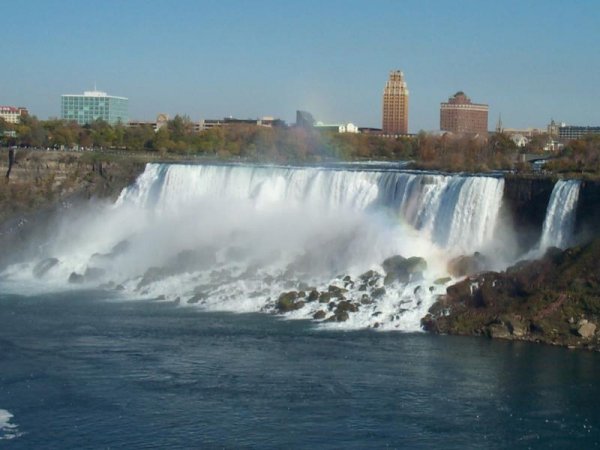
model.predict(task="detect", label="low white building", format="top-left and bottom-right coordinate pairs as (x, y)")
top-left (0, 106), bottom-right (28, 124)
top-left (314, 122), bottom-right (359, 133)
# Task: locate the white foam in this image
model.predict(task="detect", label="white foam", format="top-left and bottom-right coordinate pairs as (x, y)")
top-left (0, 409), bottom-right (22, 440)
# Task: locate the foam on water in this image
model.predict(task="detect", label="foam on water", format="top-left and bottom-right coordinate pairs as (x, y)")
top-left (0, 409), bottom-right (22, 441)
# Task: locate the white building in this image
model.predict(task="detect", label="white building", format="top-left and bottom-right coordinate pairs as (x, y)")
top-left (0, 106), bottom-right (28, 124)
top-left (314, 122), bottom-right (359, 133)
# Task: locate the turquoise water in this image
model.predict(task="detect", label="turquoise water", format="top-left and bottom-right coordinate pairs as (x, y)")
top-left (1, 290), bottom-right (599, 448)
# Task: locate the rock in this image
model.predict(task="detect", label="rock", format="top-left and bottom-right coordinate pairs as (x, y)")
top-left (382, 255), bottom-right (427, 285)
top-left (313, 310), bottom-right (326, 320)
top-left (577, 322), bottom-right (596, 339)
top-left (328, 285), bottom-right (347, 297)
top-left (335, 300), bottom-right (358, 314)
top-left (326, 311), bottom-right (349, 322)
top-left (32, 257), bottom-right (59, 278)
top-left (319, 292), bottom-right (331, 303)
top-left (276, 291), bottom-right (302, 312)
top-left (447, 252), bottom-right (488, 277)
top-left (298, 291), bottom-right (306, 298)
top-left (360, 294), bottom-right (373, 305)
top-left (434, 276), bottom-right (452, 285)
top-left (505, 316), bottom-right (528, 337)
top-left (359, 270), bottom-right (379, 282)
top-left (382, 255), bottom-right (406, 274)
top-left (343, 275), bottom-right (352, 282)
top-left (487, 323), bottom-right (511, 339)
top-left (188, 292), bottom-right (208, 304)
top-left (372, 287), bottom-right (386, 299)
top-left (307, 290), bottom-right (319, 302)
top-left (68, 272), bottom-right (84, 284)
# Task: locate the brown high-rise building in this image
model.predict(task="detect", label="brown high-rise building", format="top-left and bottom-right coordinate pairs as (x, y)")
top-left (440, 92), bottom-right (488, 135)
top-left (382, 70), bottom-right (409, 135)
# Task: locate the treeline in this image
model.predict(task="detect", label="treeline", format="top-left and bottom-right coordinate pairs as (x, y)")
top-left (0, 114), bottom-right (563, 171)
top-left (0, 114), bottom-right (418, 162)
top-left (545, 134), bottom-right (600, 176)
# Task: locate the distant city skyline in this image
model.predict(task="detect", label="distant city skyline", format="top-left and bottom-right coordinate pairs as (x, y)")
top-left (1, 0), bottom-right (599, 131)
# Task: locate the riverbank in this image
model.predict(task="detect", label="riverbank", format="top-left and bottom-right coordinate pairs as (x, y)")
top-left (422, 241), bottom-right (600, 351)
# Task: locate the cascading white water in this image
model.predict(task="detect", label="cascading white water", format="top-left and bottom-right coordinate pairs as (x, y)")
top-left (539, 179), bottom-right (581, 250)
top-left (2, 163), bottom-right (508, 331)
top-left (118, 164), bottom-right (505, 254)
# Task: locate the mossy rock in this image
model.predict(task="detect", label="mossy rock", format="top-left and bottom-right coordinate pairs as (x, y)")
top-left (313, 310), bottom-right (326, 320)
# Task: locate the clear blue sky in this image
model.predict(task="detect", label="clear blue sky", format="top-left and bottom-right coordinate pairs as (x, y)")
top-left (1, 0), bottom-right (598, 131)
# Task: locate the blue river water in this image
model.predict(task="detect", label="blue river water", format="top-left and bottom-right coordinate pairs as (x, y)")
top-left (1, 290), bottom-right (599, 449)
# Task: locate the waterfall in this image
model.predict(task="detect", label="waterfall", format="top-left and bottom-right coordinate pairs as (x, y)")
top-left (3, 163), bottom-right (507, 332)
top-left (117, 163), bottom-right (505, 255)
top-left (539, 179), bottom-right (581, 250)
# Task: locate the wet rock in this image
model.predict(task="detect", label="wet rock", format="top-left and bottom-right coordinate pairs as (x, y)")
top-left (326, 311), bottom-right (349, 322)
top-left (434, 277), bottom-right (452, 285)
top-left (319, 292), bottom-right (331, 303)
top-left (382, 255), bottom-right (427, 285)
top-left (372, 287), bottom-right (386, 299)
top-left (373, 322), bottom-right (380, 329)
top-left (447, 252), bottom-right (488, 277)
top-left (577, 321), bottom-right (596, 339)
top-left (307, 290), bottom-right (319, 302)
top-left (359, 270), bottom-right (379, 282)
top-left (188, 292), bottom-right (208, 304)
top-left (382, 255), bottom-right (406, 274)
top-left (32, 257), bottom-right (59, 278)
top-left (360, 294), bottom-right (373, 305)
top-left (68, 272), bottom-right (84, 284)
top-left (328, 285), bottom-right (347, 298)
top-left (313, 310), bottom-right (326, 320)
top-left (328, 301), bottom-right (337, 311)
top-left (335, 300), bottom-right (358, 314)
top-left (298, 291), bottom-right (306, 298)
top-left (276, 291), bottom-right (304, 312)
top-left (343, 275), bottom-right (352, 282)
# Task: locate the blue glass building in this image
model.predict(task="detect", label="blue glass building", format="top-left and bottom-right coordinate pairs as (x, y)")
top-left (61, 90), bottom-right (128, 125)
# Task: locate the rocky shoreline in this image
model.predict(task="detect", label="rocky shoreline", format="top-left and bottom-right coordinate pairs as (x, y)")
top-left (422, 242), bottom-right (600, 351)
